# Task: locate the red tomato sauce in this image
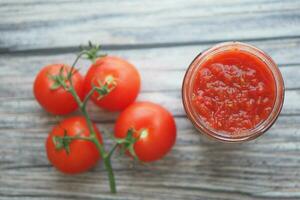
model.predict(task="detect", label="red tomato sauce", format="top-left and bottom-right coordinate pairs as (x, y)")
top-left (192, 50), bottom-right (276, 134)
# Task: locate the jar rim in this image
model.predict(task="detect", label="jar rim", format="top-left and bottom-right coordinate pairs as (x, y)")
top-left (182, 41), bottom-right (285, 142)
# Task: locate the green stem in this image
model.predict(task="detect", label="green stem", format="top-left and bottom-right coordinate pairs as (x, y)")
top-left (108, 143), bottom-right (119, 158)
top-left (62, 135), bottom-right (93, 142)
top-left (67, 76), bottom-right (117, 193)
top-left (68, 51), bottom-right (88, 83)
top-left (53, 45), bottom-right (118, 193)
top-left (68, 88), bottom-right (83, 108)
top-left (104, 157), bottom-right (116, 193)
top-left (82, 87), bottom-right (97, 108)
top-left (71, 51), bottom-right (86, 68)
top-left (93, 139), bottom-right (116, 194)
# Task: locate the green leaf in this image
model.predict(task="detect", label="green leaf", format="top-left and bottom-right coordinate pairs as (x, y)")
top-left (93, 76), bottom-right (117, 100)
top-left (59, 66), bottom-right (63, 74)
top-left (79, 41), bottom-right (106, 63)
top-left (52, 131), bottom-right (72, 155)
top-left (53, 136), bottom-right (64, 149)
top-left (114, 138), bottom-right (125, 144)
top-left (114, 128), bottom-right (140, 161)
top-left (47, 66), bottom-right (70, 90)
top-left (128, 144), bottom-right (138, 161)
top-left (50, 81), bottom-right (61, 90)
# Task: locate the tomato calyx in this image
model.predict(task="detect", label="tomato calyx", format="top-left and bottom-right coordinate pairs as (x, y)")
top-left (52, 129), bottom-right (89, 155)
top-left (94, 75), bottom-right (117, 100)
top-left (114, 128), bottom-right (148, 161)
top-left (117, 128), bottom-right (138, 159)
top-left (48, 66), bottom-right (69, 90)
top-left (52, 130), bottom-right (72, 154)
top-left (79, 41), bottom-right (107, 63)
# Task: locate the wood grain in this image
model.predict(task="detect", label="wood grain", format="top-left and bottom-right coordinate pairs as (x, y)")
top-left (1, 1), bottom-right (300, 199)
top-left (0, 0), bottom-right (300, 51)
top-left (1, 40), bottom-right (300, 199)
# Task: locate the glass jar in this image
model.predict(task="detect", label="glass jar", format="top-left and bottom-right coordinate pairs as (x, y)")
top-left (182, 42), bottom-right (285, 142)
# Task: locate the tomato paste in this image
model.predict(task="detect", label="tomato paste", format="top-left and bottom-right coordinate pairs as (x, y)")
top-left (192, 49), bottom-right (276, 134)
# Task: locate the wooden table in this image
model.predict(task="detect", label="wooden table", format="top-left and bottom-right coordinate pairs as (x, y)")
top-left (1, 1), bottom-right (300, 199)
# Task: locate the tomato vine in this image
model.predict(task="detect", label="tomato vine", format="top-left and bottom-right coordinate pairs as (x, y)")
top-left (49, 42), bottom-right (138, 193)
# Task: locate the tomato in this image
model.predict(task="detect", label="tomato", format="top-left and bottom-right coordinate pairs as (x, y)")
top-left (84, 56), bottom-right (140, 111)
top-left (46, 116), bottom-right (102, 174)
top-left (33, 64), bottom-right (84, 115)
top-left (114, 102), bottom-right (176, 162)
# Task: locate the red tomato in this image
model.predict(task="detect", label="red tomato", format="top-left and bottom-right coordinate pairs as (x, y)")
top-left (33, 64), bottom-right (84, 115)
top-left (84, 56), bottom-right (140, 111)
top-left (46, 116), bottom-right (102, 174)
top-left (114, 102), bottom-right (176, 162)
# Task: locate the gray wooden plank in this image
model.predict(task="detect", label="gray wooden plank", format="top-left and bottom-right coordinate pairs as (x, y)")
top-left (0, 0), bottom-right (300, 51)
